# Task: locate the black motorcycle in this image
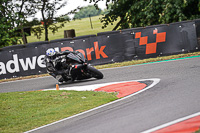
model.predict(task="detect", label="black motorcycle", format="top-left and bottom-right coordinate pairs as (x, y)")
top-left (52, 51), bottom-right (103, 83)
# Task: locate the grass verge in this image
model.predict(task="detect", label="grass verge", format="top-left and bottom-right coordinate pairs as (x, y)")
top-left (0, 90), bottom-right (118, 133)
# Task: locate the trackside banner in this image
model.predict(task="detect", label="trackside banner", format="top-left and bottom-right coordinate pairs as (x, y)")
top-left (0, 20), bottom-right (199, 79)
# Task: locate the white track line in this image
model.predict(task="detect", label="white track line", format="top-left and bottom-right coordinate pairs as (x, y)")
top-left (24, 78), bottom-right (160, 133)
top-left (141, 112), bottom-right (200, 133)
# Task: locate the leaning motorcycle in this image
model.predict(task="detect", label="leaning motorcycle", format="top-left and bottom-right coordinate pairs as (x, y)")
top-left (51, 52), bottom-right (103, 83)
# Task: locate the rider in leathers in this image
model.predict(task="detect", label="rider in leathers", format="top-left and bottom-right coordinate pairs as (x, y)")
top-left (45, 48), bottom-right (78, 83)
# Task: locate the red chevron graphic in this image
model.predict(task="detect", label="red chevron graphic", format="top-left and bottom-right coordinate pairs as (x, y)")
top-left (135, 29), bottom-right (166, 54)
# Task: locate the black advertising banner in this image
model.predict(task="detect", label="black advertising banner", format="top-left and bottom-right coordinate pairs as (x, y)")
top-left (0, 50), bottom-right (14, 79)
top-left (0, 45), bottom-right (47, 79)
top-left (168, 21), bottom-right (198, 53)
top-left (48, 34), bottom-right (125, 65)
top-left (48, 36), bottom-right (109, 65)
top-left (121, 21), bottom-right (198, 59)
top-left (194, 19), bottom-right (200, 46)
top-left (121, 28), bottom-right (142, 60)
top-left (96, 32), bottom-right (125, 64)
top-left (0, 20), bottom-right (199, 79)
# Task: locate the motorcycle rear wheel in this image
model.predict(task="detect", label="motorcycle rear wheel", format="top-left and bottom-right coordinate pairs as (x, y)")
top-left (86, 65), bottom-right (103, 79)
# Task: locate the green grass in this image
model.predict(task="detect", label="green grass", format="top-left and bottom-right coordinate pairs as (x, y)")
top-left (27, 15), bottom-right (118, 43)
top-left (0, 90), bottom-right (118, 133)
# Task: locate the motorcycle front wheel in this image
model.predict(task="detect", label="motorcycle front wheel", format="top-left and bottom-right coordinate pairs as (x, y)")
top-left (86, 65), bottom-right (103, 79)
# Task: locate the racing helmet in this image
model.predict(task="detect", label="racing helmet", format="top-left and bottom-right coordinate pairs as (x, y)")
top-left (46, 48), bottom-right (56, 59)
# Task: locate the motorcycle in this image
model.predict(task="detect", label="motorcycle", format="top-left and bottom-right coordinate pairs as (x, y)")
top-left (50, 51), bottom-right (103, 83)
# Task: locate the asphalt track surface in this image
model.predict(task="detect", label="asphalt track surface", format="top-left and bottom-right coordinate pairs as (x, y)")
top-left (1, 57), bottom-right (200, 133)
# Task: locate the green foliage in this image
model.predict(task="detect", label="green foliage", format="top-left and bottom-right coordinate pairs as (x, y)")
top-left (60, 15), bottom-right (71, 21)
top-left (101, 3), bottom-right (113, 15)
top-left (74, 5), bottom-right (102, 19)
top-left (0, 0), bottom-right (34, 47)
top-left (0, 17), bottom-right (19, 47)
top-left (30, 0), bottom-right (68, 41)
top-left (24, 18), bottom-right (41, 27)
top-left (0, 0), bottom-right (18, 47)
top-left (31, 26), bottom-right (44, 40)
top-left (86, 0), bottom-right (200, 30)
top-left (0, 0), bottom-right (72, 46)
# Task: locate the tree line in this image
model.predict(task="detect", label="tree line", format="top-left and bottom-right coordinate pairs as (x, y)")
top-left (1, 0), bottom-right (199, 47)
top-left (0, 0), bottom-right (108, 47)
top-left (88, 0), bottom-right (200, 30)
top-left (1, 0), bottom-right (74, 47)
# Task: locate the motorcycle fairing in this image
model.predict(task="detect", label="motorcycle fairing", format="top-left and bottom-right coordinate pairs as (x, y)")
top-left (77, 52), bottom-right (86, 62)
top-left (67, 53), bottom-right (81, 63)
